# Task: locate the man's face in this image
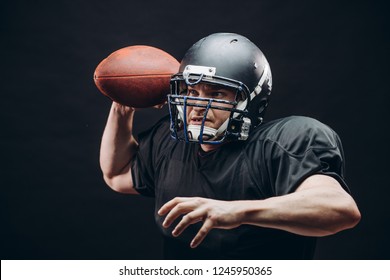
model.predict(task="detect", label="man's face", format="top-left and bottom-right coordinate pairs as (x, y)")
top-left (180, 83), bottom-right (237, 130)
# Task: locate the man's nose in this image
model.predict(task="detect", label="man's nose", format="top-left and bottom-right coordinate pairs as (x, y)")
top-left (192, 97), bottom-right (209, 111)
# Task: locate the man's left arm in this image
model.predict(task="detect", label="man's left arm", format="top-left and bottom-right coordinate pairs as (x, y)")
top-left (241, 174), bottom-right (361, 236)
top-left (158, 174), bottom-right (361, 248)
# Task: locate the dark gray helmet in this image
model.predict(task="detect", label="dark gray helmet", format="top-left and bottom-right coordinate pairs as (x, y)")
top-left (168, 33), bottom-right (272, 144)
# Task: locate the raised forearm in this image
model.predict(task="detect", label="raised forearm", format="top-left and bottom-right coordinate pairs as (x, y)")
top-left (99, 102), bottom-right (139, 192)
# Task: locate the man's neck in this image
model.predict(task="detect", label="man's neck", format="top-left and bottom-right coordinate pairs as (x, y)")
top-left (200, 143), bottom-right (221, 153)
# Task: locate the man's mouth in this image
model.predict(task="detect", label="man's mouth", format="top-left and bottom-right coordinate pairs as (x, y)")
top-left (190, 116), bottom-right (210, 125)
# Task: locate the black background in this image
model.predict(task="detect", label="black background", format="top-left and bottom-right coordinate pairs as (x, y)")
top-left (2, 0), bottom-right (389, 259)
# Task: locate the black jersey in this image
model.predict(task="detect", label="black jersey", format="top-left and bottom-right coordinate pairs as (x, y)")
top-left (130, 115), bottom-right (348, 259)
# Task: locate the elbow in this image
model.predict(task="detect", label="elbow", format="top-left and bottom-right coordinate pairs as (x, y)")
top-left (102, 174), bottom-right (118, 191)
top-left (330, 190), bottom-right (362, 234)
top-left (315, 199), bottom-right (361, 237)
top-left (102, 174), bottom-right (138, 194)
top-left (340, 193), bottom-right (361, 230)
top-left (345, 203), bottom-right (361, 229)
top-left (329, 200), bottom-right (361, 235)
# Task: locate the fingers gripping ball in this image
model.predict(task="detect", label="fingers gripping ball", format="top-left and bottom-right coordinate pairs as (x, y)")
top-left (94, 45), bottom-right (179, 108)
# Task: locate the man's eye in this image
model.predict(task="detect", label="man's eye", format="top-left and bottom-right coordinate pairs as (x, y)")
top-left (188, 90), bottom-right (198, 96)
top-left (179, 89), bottom-right (198, 96)
top-left (179, 89), bottom-right (188, 95)
top-left (211, 92), bottom-right (224, 98)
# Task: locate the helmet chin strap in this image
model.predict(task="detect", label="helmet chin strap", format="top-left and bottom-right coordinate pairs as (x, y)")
top-left (187, 125), bottom-right (218, 141)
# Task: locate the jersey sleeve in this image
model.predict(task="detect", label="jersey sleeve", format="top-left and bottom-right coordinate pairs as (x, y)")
top-left (130, 116), bottom-right (171, 197)
top-left (262, 116), bottom-right (349, 196)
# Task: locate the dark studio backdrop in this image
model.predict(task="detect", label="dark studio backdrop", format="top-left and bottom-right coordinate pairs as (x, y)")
top-left (1, 0), bottom-right (389, 259)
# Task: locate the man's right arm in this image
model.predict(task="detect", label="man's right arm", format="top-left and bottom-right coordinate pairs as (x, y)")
top-left (99, 102), bottom-right (139, 194)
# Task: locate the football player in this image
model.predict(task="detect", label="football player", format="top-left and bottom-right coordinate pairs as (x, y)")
top-left (100, 33), bottom-right (360, 259)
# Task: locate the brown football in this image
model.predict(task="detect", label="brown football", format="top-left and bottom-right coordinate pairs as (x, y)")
top-left (94, 45), bottom-right (179, 108)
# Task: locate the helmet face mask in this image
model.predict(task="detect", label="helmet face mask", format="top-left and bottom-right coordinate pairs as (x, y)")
top-left (168, 33), bottom-right (272, 144)
top-left (169, 78), bottom-right (248, 144)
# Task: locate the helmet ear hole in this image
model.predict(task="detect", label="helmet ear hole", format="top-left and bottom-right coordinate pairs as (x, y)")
top-left (258, 99), bottom-right (268, 115)
top-left (247, 95), bottom-right (269, 127)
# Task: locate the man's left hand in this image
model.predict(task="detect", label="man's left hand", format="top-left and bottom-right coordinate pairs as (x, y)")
top-left (158, 197), bottom-right (244, 248)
